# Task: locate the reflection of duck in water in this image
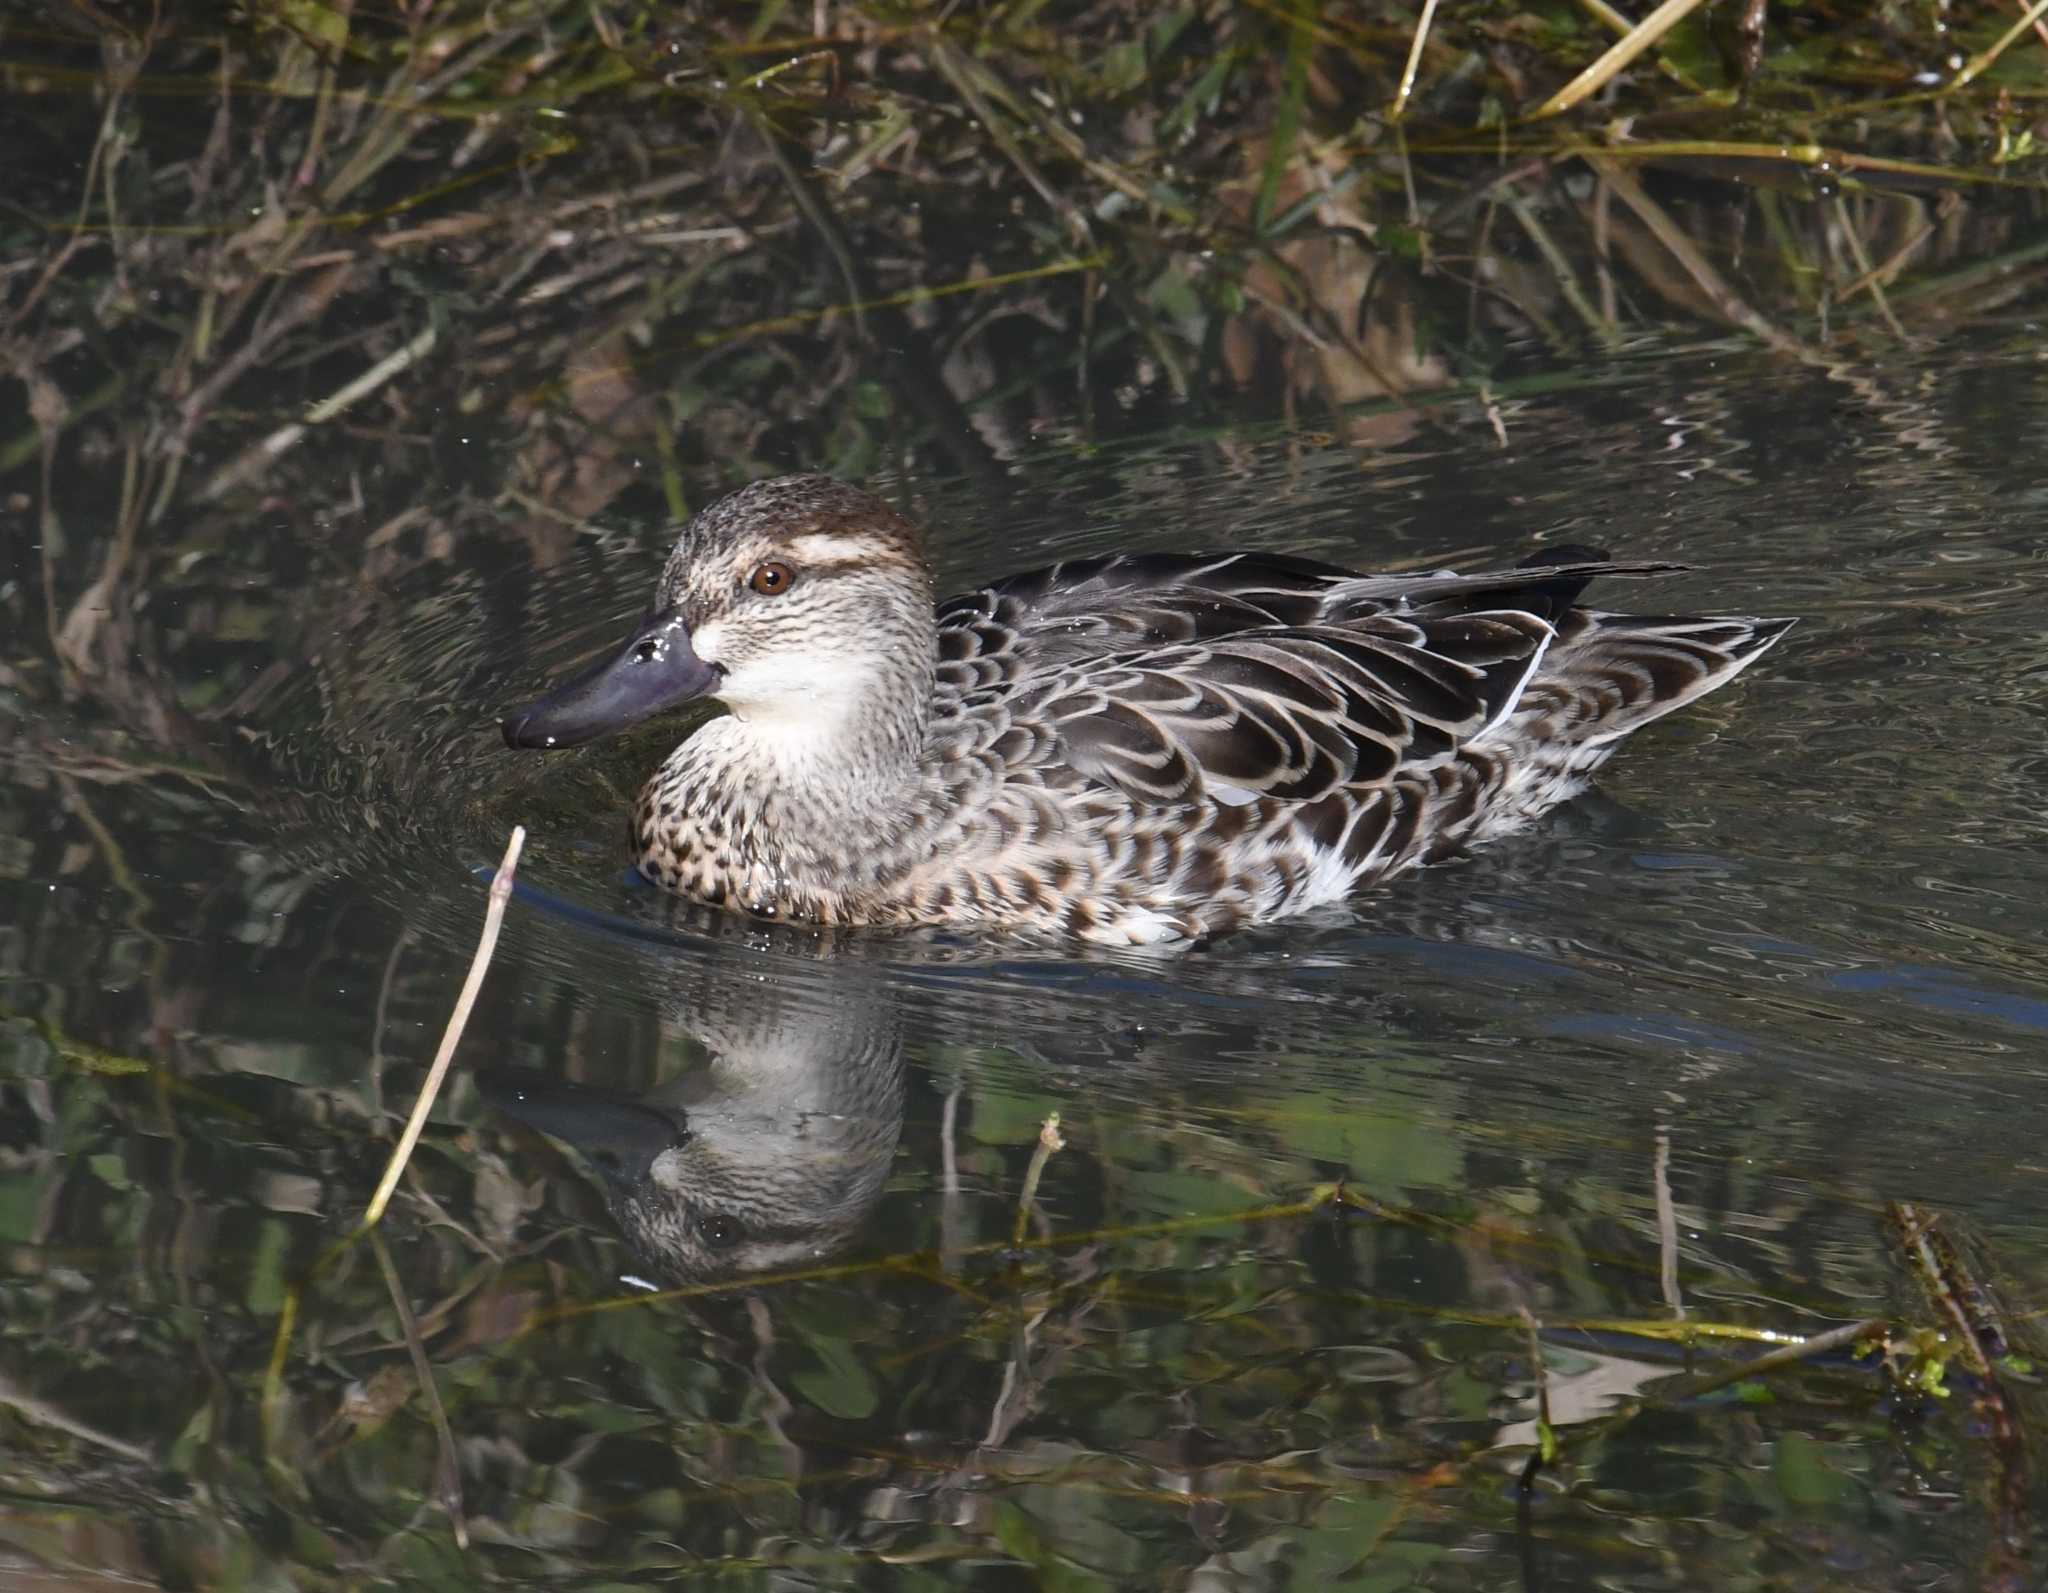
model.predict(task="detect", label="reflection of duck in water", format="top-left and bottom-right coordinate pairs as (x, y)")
top-left (481, 964), bottom-right (903, 1284)
top-left (504, 476), bottom-right (1792, 946)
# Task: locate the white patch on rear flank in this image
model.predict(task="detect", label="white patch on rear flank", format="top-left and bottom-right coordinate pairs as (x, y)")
top-left (1298, 823), bottom-right (1372, 906)
top-left (1085, 906), bottom-right (1185, 947)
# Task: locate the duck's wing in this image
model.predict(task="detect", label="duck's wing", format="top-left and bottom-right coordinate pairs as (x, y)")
top-left (935, 550), bottom-right (1693, 805)
top-left (939, 548), bottom-right (1685, 648)
top-left (1022, 613), bottom-right (1560, 804)
top-left (938, 551), bottom-right (1354, 662)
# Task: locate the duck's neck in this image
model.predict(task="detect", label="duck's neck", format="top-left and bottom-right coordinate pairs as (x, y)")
top-left (635, 646), bottom-right (937, 917)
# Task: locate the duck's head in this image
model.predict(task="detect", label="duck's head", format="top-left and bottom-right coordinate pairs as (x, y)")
top-left (502, 475), bottom-right (933, 752)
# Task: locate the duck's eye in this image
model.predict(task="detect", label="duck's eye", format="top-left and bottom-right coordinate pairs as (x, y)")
top-left (699, 1213), bottom-right (743, 1250)
top-left (748, 562), bottom-right (795, 597)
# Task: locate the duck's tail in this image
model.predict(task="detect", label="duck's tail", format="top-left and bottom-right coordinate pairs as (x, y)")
top-left (1464, 543), bottom-right (1792, 749)
top-left (1510, 608), bottom-right (1796, 750)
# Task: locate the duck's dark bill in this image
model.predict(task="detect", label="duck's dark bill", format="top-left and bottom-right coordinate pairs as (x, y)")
top-left (477, 1070), bottom-right (688, 1185)
top-left (501, 609), bottom-right (718, 749)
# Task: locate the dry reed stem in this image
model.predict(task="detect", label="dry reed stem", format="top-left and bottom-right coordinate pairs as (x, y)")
top-left (1502, 188), bottom-right (1610, 340)
top-left (0, 1367), bottom-right (158, 1466)
top-left (1950, 0), bottom-right (2048, 90)
top-left (927, 41), bottom-right (1093, 246)
top-left (1569, 0), bottom-right (1648, 38)
top-left (2012, 0), bottom-right (2048, 56)
top-left (1584, 153), bottom-right (1806, 354)
top-left (1580, 139), bottom-right (1988, 184)
top-left (1389, 0), bottom-right (1442, 122)
top-left (1839, 195), bottom-right (1947, 301)
top-left (199, 323), bottom-right (441, 504)
top-left (1653, 1127), bottom-right (1684, 1319)
top-left (1531, 0), bottom-right (1715, 119)
top-left (1508, 1313), bottom-right (1884, 1503)
top-left (1669, 1317), bottom-right (1884, 1400)
top-left (362, 826), bottom-right (525, 1228)
top-left (1013, 1112), bottom-right (1066, 1246)
top-left (1833, 197), bottom-right (1910, 338)
top-left (1570, 0), bottom-right (1711, 95)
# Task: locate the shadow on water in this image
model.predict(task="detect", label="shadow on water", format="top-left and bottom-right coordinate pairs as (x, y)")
top-left (7, 1), bottom-right (2048, 1586)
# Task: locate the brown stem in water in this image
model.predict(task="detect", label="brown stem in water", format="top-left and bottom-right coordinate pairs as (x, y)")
top-left (1013, 1112), bottom-right (1066, 1247)
top-left (363, 827), bottom-right (524, 1228)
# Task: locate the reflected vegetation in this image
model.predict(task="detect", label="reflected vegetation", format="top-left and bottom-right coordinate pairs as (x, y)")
top-left (5, 1), bottom-right (2048, 1588)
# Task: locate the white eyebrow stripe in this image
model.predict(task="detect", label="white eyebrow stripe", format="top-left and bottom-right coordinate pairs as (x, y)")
top-left (786, 533), bottom-right (858, 562)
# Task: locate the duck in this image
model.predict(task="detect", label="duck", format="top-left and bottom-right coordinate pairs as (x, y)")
top-left (480, 957), bottom-right (903, 1284)
top-left (502, 475), bottom-right (1792, 946)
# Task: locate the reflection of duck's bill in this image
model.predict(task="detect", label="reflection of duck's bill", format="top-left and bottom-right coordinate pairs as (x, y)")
top-left (477, 1069), bottom-right (688, 1185)
top-left (501, 607), bottom-right (718, 749)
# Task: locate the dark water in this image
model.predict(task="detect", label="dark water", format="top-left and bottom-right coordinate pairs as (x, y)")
top-left (8, 333), bottom-right (2048, 1588)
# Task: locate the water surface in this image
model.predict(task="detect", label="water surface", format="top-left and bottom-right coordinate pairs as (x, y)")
top-left (6, 11), bottom-right (2048, 1573)
top-left (8, 334), bottom-right (2048, 1588)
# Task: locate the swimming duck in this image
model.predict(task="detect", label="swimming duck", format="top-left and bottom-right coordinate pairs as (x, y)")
top-left (503, 475), bottom-right (1791, 946)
